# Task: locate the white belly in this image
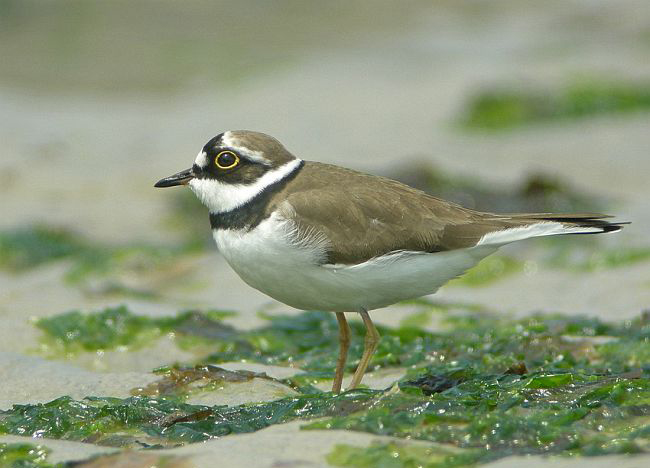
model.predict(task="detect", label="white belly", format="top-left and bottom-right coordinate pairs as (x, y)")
top-left (213, 214), bottom-right (497, 312)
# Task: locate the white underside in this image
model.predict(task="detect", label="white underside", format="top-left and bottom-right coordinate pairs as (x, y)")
top-left (213, 213), bottom-right (498, 312)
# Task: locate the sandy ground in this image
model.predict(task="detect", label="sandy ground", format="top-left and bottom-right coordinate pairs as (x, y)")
top-left (1, 1), bottom-right (650, 466)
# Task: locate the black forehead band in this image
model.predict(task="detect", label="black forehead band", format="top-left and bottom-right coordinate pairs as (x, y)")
top-left (202, 133), bottom-right (225, 153)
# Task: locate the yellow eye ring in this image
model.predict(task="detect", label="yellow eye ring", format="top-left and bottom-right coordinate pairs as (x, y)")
top-left (215, 151), bottom-right (239, 169)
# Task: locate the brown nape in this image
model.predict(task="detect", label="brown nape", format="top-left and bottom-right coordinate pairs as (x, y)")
top-left (227, 131), bottom-right (297, 166)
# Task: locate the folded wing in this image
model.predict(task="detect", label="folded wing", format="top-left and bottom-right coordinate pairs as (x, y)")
top-left (277, 162), bottom-right (626, 265)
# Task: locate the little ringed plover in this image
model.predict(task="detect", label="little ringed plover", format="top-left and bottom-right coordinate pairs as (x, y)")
top-left (155, 130), bottom-right (626, 393)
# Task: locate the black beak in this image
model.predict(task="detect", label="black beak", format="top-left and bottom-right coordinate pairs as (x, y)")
top-left (154, 168), bottom-right (194, 188)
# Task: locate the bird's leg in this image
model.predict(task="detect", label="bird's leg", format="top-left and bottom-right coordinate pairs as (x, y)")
top-left (348, 308), bottom-right (380, 390)
top-left (332, 312), bottom-right (350, 394)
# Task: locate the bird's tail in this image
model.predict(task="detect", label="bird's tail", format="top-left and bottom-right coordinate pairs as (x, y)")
top-left (475, 213), bottom-right (628, 246)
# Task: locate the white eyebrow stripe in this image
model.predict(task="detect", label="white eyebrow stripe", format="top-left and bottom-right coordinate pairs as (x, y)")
top-left (221, 131), bottom-right (271, 166)
top-left (194, 151), bottom-right (209, 167)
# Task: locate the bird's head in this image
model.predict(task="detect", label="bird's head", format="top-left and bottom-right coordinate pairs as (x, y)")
top-left (154, 130), bottom-right (301, 214)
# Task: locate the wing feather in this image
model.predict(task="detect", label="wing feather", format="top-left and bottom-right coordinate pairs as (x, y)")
top-left (273, 162), bottom-right (625, 265)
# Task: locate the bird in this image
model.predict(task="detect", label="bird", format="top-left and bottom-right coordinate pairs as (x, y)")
top-left (155, 130), bottom-right (626, 393)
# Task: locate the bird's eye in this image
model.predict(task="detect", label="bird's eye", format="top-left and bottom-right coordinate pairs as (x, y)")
top-left (214, 151), bottom-right (239, 169)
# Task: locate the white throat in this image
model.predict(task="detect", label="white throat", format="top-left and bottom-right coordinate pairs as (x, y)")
top-left (189, 158), bottom-right (302, 214)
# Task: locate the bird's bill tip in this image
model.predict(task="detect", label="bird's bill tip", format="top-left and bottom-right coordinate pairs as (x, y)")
top-left (154, 168), bottom-right (194, 188)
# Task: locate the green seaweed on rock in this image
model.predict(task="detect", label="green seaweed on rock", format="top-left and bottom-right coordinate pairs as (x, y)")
top-left (35, 303), bottom-right (445, 372)
top-left (18, 305), bottom-right (650, 465)
top-left (0, 225), bottom-right (202, 298)
top-left (328, 442), bottom-right (479, 468)
top-left (447, 255), bottom-right (523, 287)
top-left (449, 241), bottom-right (650, 289)
top-left (36, 304), bottom-right (650, 382)
top-left (0, 226), bottom-right (86, 272)
top-left (0, 391), bottom-right (379, 448)
top-left (542, 240), bottom-right (650, 272)
top-left (201, 309), bottom-right (436, 373)
top-left (320, 374), bottom-right (650, 467)
top-left (36, 306), bottom-right (236, 355)
top-left (461, 80), bottom-right (650, 130)
top-left (0, 442), bottom-right (59, 468)
top-left (316, 310), bottom-right (650, 467)
top-left (2, 373), bottom-right (648, 462)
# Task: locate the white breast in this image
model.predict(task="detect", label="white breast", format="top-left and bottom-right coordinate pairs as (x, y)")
top-left (213, 213), bottom-right (497, 312)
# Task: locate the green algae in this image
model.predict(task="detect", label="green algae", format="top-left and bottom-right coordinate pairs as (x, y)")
top-left (0, 226), bottom-right (86, 272)
top-left (36, 306), bottom-right (235, 355)
top-left (0, 442), bottom-right (58, 468)
top-left (397, 300), bottom-right (467, 329)
top-left (328, 442), bottom-right (477, 468)
top-left (19, 304), bottom-right (650, 465)
top-left (320, 375), bottom-right (650, 467)
top-left (0, 225), bottom-right (201, 297)
top-left (439, 243), bottom-right (650, 290)
top-left (36, 304), bottom-right (650, 381)
top-left (448, 256), bottom-right (523, 287)
top-left (461, 80), bottom-right (650, 130)
top-left (202, 307), bottom-right (458, 374)
top-left (449, 241), bottom-right (650, 289)
top-left (36, 303), bottom-right (445, 372)
top-left (0, 391), bottom-right (379, 448)
top-left (542, 240), bottom-right (650, 272)
top-left (315, 310), bottom-right (650, 467)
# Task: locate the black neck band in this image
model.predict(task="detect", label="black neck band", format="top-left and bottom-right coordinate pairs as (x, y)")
top-left (209, 160), bottom-right (304, 231)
